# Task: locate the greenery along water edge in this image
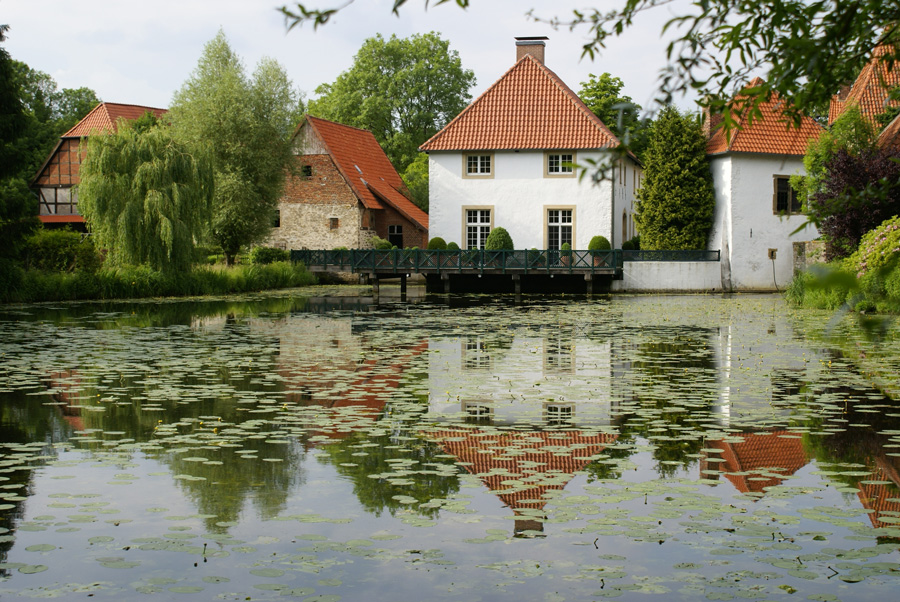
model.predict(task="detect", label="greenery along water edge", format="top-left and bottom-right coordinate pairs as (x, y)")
top-left (0, 261), bottom-right (316, 304)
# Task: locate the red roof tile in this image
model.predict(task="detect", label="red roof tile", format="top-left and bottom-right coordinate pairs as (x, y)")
top-left (420, 54), bottom-right (620, 152)
top-left (304, 116), bottom-right (428, 231)
top-left (426, 428), bottom-right (617, 515)
top-left (63, 102), bottom-right (168, 138)
top-left (829, 43), bottom-right (900, 125)
top-left (702, 431), bottom-right (809, 494)
top-left (707, 78), bottom-right (823, 156)
top-left (878, 111), bottom-right (900, 152)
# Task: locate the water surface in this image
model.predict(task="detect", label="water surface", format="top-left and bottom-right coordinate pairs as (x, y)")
top-left (1, 291), bottom-right (899, 600)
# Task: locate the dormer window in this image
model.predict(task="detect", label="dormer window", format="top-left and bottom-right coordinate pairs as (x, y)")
top-left (464, 153), bottom-right (493, 178)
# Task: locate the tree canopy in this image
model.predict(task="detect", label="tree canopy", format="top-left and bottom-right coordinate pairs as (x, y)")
top-left (78, 117), bottom-right (214, 272)
top-left (169, 31), bottom-right (303, 264)
top-left (634, 106), bottom-right (714, 250)
top-left (310, 32), bottom-right (474, 172)
top-left (578, 73), bottom-right (649, 158)
top-left (281, 1), bottom-right (899, 131)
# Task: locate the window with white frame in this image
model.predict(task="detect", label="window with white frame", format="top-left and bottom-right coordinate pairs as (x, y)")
top-left (388, 224), bottom-right (403, 248)
top-left (464, 154), bottom-right (492, 176)
top-left (466, 209), bottom-right (491, 249)
top-left (547, 209), bottom-right (573, 250)
top-left (546, 152), bottom-right (574, 175)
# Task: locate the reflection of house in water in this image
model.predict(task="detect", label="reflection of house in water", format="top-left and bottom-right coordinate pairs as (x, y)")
top-left (43, 370), bottom-right (85, 432)
top-left (427, 427), bottom-right (618, 535)
top-left (857, 461), bottom-right (900, 529)
top-left (428, 331), bottom-right (615, 427)
top-left (701, 431), bottom-right (810, 494)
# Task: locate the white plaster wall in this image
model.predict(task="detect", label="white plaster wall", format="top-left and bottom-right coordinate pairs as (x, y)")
top-left (721, 154), bottom-right (819, 290)
top-left (427, 334), bottom-right (613, 427)
top-left (708, 156), bottom-right (733, 290)
top-left (611, 261), bottom-right (723, 291)
top-left (428, 150), bottom-right (616, 249)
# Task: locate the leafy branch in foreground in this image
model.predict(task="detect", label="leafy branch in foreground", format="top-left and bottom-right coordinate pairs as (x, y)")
top-left (280, 0), bottom-right (900, 127)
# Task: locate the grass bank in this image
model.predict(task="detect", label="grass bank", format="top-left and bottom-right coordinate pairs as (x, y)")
top-left (1, 261), bottom-right (316, 304)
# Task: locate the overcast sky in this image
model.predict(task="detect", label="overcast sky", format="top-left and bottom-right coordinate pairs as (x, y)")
top-left (3, 0), bottom-right (698, 116)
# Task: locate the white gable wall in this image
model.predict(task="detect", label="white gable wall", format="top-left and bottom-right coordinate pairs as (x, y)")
top-left (429, 150), bottom-right (619, 249)
top-left (710, 153), bottom-right (818, 290)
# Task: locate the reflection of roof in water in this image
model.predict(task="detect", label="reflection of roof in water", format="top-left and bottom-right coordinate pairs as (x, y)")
top-left (426, 428), bottom-right (618, 515)
top-left (703, 431), bottom-right (809, 494)
top-left (856, 456), bottom-right (900, 528)
top-left (290, 341), bottom-right (428, 443)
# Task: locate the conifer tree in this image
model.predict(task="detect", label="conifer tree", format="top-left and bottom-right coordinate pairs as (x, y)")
top-left (634, 106), bottom-right (714, 250)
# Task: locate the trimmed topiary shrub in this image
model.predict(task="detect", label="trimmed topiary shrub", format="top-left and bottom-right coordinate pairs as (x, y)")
top-left (446, 241), bottom-right (460, 250)
top-left (588, 235), bottom-right (611, 251)
top-left (249, 246), bottom-right (290, 265)
top-left (622, 240), bottom-right (635, 251)
top-left (484, 227), bottom-right (514, 250)
top-left (427, 237), bottom-right (447, 250)
top-left (628, 235), bottom-right (641, 250)
top-left (371, 236), bottom-right (393, 250)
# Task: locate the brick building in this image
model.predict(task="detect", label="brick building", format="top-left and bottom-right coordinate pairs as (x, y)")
top-left (266, 115), bottom-right (428, 251)
top-left (30, 102), bottom-right (167, 229)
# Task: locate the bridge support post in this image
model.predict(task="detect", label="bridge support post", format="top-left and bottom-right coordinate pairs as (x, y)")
top-left (442, 273), bottom-right (451, 294)
top-left (400, 274), bottom-right (407, 300)
top-left (512, 274), bottom-right (521, 295)
top-left (372, 277), bottom-right (380, 298)
top-left (585, 274), bottom-right (593, 297)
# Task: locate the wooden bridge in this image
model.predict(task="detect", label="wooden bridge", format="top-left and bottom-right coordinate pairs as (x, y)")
top-left (290, 249), bottom-right (719, 294)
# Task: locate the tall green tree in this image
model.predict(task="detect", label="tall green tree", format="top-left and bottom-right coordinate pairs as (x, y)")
top-left (169, 31), bottom-right (303, 264)
top-left (78, 118), bottom-right (214, 272)
top-left (11, 61), bottom-right (101, 179)
top-left (0, 25), bottom-right (39, 292)
top-left (309, 32), bottom-right (475, 173)
top-left (634, 106), bottom-right (714, 250)
top-left (578, 72), bottom-right (649, 158)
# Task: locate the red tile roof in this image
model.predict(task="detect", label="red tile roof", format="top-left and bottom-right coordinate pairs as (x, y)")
top-left (63, 102), bottom-right (168, 138)
top-left (419, 54), bottom-right (621, 152)
top-left (426, 428), bottom-right (617, 515)
top-left (305, 116), bottom-right (428, 231)
top-left (878, 112), bottom-right (900, 152)
top-left (702, 431), bottom-right (809, 494)
top-left (829, 43), bottom-right (900, 125)
top-left (707, 78), bottom-right (823, 156)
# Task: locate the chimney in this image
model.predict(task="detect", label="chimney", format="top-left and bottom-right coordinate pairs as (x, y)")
top-left (516, 36), bottom-right (548, 64)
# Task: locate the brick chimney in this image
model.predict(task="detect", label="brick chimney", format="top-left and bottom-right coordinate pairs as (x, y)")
top-left (516, 36), bottom-right (548, 64)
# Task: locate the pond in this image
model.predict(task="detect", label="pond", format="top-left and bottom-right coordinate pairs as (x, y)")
top-left (1, 290), bottom-right (900, 600)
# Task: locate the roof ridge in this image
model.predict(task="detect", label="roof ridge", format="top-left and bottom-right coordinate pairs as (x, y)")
top-left (420, 55), bottom-right (533, 151)
top-left (305, 114), bottom-right (380, 135)
top-left (531, 57), bottom-right (622, 147)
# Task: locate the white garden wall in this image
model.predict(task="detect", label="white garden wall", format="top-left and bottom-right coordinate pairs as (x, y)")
top-left (612, 261), bottom-right (723, 292)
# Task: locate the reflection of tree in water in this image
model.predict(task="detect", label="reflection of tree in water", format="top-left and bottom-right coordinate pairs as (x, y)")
top-left (615, 326), bottom-right (718, 476)
top-left (49, 314), bottom-right (306, 533)
top-left (0, 390), bottom-right (72, 575)
top-left (317, 427), bottom-right (461, 518)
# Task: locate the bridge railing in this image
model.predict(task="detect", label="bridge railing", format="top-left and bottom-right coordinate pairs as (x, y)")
top-left (291, 248), bottom-right (627, 273)
top-left (291, 249), bottom-right (721, 272)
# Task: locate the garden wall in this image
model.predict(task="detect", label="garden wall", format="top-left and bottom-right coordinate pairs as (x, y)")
top-left (612, 261), bottom-right (723, 292)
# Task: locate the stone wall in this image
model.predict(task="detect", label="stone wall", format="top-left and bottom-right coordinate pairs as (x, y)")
top-left (792, 240), bottom-right (826, 276)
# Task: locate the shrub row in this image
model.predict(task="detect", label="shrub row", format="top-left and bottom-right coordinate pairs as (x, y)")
top-left (2, 262), bottom-right (316, 304)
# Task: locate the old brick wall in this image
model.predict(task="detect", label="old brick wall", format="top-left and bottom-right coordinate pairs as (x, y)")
top-left (371, 204), bottom-right (428, 248)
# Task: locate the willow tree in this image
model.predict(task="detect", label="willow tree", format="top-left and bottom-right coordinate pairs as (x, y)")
top-left (169, 31), bottom-right (303, 264)
top-left (78, 120), bottom-right (214, 272)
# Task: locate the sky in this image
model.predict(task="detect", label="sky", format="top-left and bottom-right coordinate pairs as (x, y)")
top-left (2, 0), bottom-right (698, 116)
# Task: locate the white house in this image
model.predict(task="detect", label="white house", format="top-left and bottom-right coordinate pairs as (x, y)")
top-left (706, 79), bottom-right (824, 291)
top-left (420, 37), bottom-right (641, 251)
